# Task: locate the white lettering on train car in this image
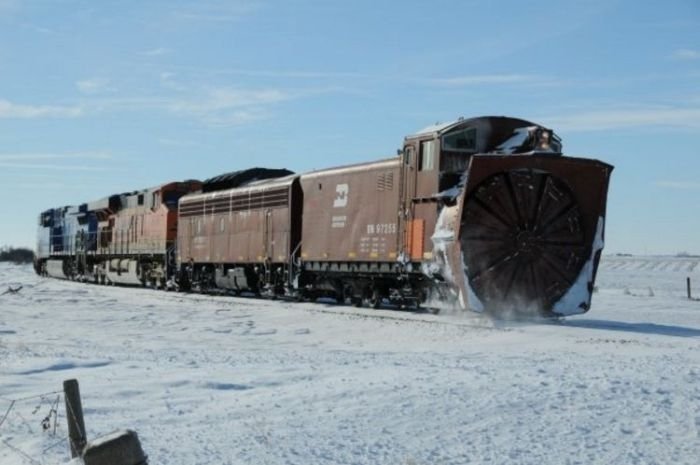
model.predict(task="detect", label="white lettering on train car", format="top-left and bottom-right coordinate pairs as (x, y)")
top-left (367, 223), bottom-right (397, 235)
top-left (332, 215), bottom-right (347, 228)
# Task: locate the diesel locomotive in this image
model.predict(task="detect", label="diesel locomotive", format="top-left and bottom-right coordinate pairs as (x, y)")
top-left (35, 116), bottom-right (613, 317)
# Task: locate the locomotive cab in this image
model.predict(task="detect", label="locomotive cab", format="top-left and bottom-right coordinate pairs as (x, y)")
top-left (398, 116), bottom-right (547, 265)
top-left (401, 116), bottom-right (612, 316)
top-left (404, 116), bottom-right (563, 199)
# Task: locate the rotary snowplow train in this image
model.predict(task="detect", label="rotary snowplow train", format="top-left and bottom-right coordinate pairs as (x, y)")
top-left (35, 116), bottom-right (613, 317)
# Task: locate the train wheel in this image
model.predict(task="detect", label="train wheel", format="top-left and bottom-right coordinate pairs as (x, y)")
top-left (362, 289), bottom-right (382, 309)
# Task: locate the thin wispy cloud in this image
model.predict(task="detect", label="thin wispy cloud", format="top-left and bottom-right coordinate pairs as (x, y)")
top-left (166, 86), bottom-right (352, 126)
top-left (543, 105), bottom-right (700, 132)
top-left (167, 87), bottom-right (291, 126)
top-left (82, 96), bottom-right (171, 113)
top-left (0, 99), bottom-right (83, 119)
top-left (0, 152), bottom-right (111, 161)
top-left (21, 22), bottom-right (52, 34)
top-left (670, 49), bottom-right (700, 60)
top-left (15, 182), bottom-right (86, 190)
top-left (139, 47), bottom-right (170, 57)
top-left (655, 181), bottom-right (700, 190)
top-left (201, 109), bottom-right (269, 127)
top-left (0, 162), bottom-right (109, 171)
top-left (77, 85), bottom-right (294, 126)
top-left (0, 153), bottom-right (114, 173)
top-left (69, 86), bottom-right (297, 127)
top-left (425, 74), bottom-right (558, 87)
top-left (177, 88), bottom-right (290, 110)
top-left (207, 68), bottom-right (375, 80)
top-left (159, 72), bottom-right (187, 92)
top-left (158, 138), bottom-right (203, 147)
top-left (160, 66), bottom-right (558, 87)
top-left (170, 0), bottom-right (259, 22)
top-left (143, 63), bottom-right (387, 85)
top-left (133, 63), bottom-right (700, 93)
top-left (76, 78), bottom-right (114, 95)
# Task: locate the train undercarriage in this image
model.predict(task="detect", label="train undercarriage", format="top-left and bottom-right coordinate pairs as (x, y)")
top-left (176, 260), bottom-right (430, 309)
top-left (35, 254), bottom-right (172, 289)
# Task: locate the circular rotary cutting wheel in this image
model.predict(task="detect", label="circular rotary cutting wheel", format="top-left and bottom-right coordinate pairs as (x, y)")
top-left (461, 169), bottom-right (589, 316)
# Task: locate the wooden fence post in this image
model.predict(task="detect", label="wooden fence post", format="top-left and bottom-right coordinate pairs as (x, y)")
top-left (63, 379), bottom-right (87, 458)
top-left (688, 277), bottom-right (692, 300)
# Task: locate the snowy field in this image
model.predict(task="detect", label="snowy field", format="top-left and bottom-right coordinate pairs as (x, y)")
top-left (1, 257), bottom-right (699, 465)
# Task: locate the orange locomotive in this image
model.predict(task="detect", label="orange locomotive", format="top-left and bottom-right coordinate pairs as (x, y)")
top-left (36, 181), bottom-right (201, 287)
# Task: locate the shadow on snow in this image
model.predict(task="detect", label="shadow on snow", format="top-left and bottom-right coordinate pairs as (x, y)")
top-left (561, 319), bottom-right (700, 338)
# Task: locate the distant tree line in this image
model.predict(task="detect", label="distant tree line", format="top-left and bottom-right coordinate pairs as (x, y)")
top-left (0, 246), bottom-right (34, 264)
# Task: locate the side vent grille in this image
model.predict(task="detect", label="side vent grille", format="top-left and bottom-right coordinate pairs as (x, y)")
top-left (377, 172), bottom-right (394, 191)
top-left (179, 187), bottom-right (289, 217)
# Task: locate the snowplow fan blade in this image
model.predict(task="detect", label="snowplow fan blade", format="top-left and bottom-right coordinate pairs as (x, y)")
top-left (457, 155), bottom-right (613, 317)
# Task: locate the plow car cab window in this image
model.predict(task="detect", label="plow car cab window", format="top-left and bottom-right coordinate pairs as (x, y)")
top-left (404, 146), bottom-right (414, 165)
top-left (442, 127), bottom-right (477, 152)
top-left (419, 140), bottom-right (435, 171)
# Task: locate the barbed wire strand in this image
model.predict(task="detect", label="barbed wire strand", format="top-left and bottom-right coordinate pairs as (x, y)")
top-left (0, 400), bottom-right (15, 429)
top-left (42, 435), bottom-right (70, 454)
top-left (1, 439), bottom-right (43, 465)
top-left (12, 409), bottom-right (36, 435)
top-left (0, 392), bottom-right (68, 465)
top-left (0, 391), bottom-right (63, 403)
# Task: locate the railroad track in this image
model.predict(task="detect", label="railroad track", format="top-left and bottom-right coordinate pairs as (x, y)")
top-left (36, 275), bottom-right (510, 332)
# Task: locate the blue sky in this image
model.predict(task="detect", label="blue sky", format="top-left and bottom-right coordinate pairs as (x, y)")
top-left (0, 0), bottom-right (698, 254)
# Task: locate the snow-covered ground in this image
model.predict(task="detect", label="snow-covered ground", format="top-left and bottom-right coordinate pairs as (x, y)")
top-left (1, 257), bottom-right (699, 465)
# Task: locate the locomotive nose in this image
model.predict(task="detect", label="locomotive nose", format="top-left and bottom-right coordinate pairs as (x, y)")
top-left (456, 155), bottom-right (613, 317)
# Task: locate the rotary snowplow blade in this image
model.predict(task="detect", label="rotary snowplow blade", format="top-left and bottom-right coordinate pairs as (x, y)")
top-left (447, 154), bottom-right (613, 317)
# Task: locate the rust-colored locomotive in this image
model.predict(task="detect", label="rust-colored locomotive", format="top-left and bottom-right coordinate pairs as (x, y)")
top-left (36, 116), bottom-right (613, 317)
top-left (36, 181), bottom-right (201, 286)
